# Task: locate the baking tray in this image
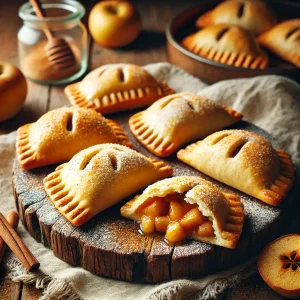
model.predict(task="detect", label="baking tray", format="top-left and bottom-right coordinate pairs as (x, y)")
top-left (166, 0), bottom-right (300, 84)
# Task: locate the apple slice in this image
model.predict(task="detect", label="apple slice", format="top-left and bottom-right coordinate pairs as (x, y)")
top-left (258, 234), bottom-right (300, 299)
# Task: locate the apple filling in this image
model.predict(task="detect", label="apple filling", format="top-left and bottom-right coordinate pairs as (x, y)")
top-left (137, 193), bottom-right (214, 243)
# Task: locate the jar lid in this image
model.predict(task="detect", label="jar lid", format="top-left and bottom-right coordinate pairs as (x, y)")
top-left (19, 0), bottom-right (85, 24)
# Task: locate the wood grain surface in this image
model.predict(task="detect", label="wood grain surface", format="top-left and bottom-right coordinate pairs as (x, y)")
top-left (0, 0), bottom-right (299, 298)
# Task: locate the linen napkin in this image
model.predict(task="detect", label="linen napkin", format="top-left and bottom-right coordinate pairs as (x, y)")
top-left (0, 63), bottom-right (299, 300)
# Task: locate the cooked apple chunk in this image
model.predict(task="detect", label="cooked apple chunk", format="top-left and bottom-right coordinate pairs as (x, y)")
top-left (166, 221), bottom-right (187, 243)
top-left (197, 221), bottom-right (215, 237)
top-left (142, 198), bottom-right (168, 217)
top-left (155, 216), bottom-right (169, 232)
top-left (169, 200), bottom-right (185, 221)
top-left (121, 176), bottom-right (244, 248)
top-left (180, 207), bottom-right (206, 230)
top-left (140, 215), bottom-right (155, 234)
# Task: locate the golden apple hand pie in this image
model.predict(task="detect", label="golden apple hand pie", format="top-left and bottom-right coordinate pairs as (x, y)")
top-left (258, 19), bottom-right (300, 67)
top-left (196, 0), bottom-right (277, 36)
top-left (64, 63), bottom-right (175, 115)
top-left (44, 144), bottom-right (173, 226)
top-left (177, 130), bottom-right (294, 206)
top-left (129, 93), bottom-right (243, 157)
top-left (181, 24), bottom-right (268, 69)
top-left (16, 107), bottom-right (132, 170)
top-left (121, 176), bottom-right (244, 248)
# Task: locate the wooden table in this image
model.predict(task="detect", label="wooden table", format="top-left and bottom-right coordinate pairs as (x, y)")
top-left (0, 0), bottom-right (295, 299)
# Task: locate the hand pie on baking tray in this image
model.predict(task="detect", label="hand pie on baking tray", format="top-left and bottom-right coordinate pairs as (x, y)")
top-left (121, 176), bottom-right (244, 248)
top-left (64, 64), bottom-right (175, 115)
top-left (177, 130), bottom-right (294, 206)
top-left (258, 19), bottom-right (300, 67)
top-left (44, 144), bottom-right (173, 226)
top-left (16, 107), bottom-right (132, 170)
top-left (196, 0), bottom-right (277, 36)
top-left (181, 24), bottom-right (268, 69)
top-left (129, 93), bottom-right (243, 157)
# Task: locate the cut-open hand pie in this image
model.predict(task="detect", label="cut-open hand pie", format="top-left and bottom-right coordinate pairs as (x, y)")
top-left (44, 144), bottom-right (173, 226)
top-left (182, 24), bottom-right (268, 69)
top-left (121, 176), bottom-right (244, 248)
top-left (129, 93), bottom-right (243, 157)
top-left (196, 0), bottom-right (277, 36)
top-left (258, 19), bottom-right (300, 67)
top-left (178, 130), bottom-right (294, 206)
top-left (64, 64), bottom-right (175, 115)
top-left (16, 107), bottom-right (132, 170)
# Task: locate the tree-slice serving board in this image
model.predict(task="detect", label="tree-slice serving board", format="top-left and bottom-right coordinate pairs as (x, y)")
top-left (12, 110), bottom-right (297, 283)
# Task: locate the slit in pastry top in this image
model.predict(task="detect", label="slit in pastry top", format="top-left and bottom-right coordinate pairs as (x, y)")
top-left (237, 3), bottom-right (245, 19)
top-left (64, 63), bottom-right (175, 115)
top-left (129, 93), bottom-right (242, 157)
top-left (16, 107), bottom-right (133, 170)
top-left (121, 176), bottom-right (244, 249)
top-left (177, 130), bottom-right (295, 206)
top-left (44, 144), bottom-right (173, 226)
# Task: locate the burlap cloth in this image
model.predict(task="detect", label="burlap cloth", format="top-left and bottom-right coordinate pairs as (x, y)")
top-left (0, 63), bottom-right (299, 300)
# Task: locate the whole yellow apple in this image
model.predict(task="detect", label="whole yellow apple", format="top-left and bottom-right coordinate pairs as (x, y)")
top-left (0, 61), bottom-right (27, 122)
top-left (88, 0), bottom-right (142, 48)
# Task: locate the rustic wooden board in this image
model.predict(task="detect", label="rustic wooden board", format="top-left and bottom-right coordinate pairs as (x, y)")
top-left (12, 112), bottom-right (297, 283)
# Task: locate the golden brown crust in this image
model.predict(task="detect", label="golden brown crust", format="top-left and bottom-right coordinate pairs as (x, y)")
top-left (218, 193), bottom-right (244, 248)
top-left (258, 19), bottom-right (300, 67)
top-left (182, 24), bottom-right (268, 69)
top-left (16, 107), bottom-right (133, 170)
top-left (105, 119), bottom-right (133, 149)
top-left (16, 124), bottom-right (37, 169)
top-left (177, 130), bottom-right (295, 206)
top-left (259, 149), bottom-right (295, 206)
top-left (64, 64), bottom-right (175, 115)
top-left (44, 144), bottom-right (173, 226)
top-left (129, 93), bottom-right (243, 157)
top-left (121, 176), bottom-right (244, 249)
top-left (196, 0), bottom-right (277, 36)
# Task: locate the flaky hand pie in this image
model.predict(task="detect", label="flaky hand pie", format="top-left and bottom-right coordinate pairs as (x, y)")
top-left (196, 0), bottom-right (277, 36)
top-left (64, 64), bottom-right (175, 115)
top-left (16, 107), bottom-right (132, 169)
top-left (181, 24), bottom-right (268, 69)
top-left (258, 19), bottom-right (300, 67)
top-left (16, 107), bottom-right (132, 170)
top-left (44, 144), bottom-right (173, 226)
top-left (121, 176), bottom-right (244, 248)
top-left (129, 93), bottom-right (242, 157)
top-left (177, 130), bottom-right (294, 206)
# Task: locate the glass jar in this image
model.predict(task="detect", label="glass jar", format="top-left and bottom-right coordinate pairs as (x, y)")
top-left (18, 0), bottom-right (88, 85)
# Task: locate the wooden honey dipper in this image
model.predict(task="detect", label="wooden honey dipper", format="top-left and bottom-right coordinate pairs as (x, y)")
top-left (30, 0), bottom-right (76, 70)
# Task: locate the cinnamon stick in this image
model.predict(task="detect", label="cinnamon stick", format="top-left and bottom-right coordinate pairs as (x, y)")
top-left (0, 212), bottom-right (40, 272)
top-left (0, 211), bottom-right (19, 263)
